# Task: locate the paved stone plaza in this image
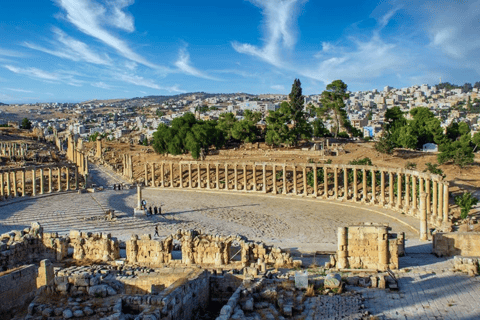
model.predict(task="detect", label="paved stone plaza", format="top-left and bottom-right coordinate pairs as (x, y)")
top-left (1, 164), bottom-right (480, 319)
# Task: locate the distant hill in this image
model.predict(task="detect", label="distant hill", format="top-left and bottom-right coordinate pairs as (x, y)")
top-left (0, 102), bottom-right (8, 106)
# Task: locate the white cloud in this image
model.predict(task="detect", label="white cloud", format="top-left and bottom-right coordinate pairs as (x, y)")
top-left (4, 65), bottom-right (83, 86)
top-left (55, 0), bottom-right (170, 72)
top-left (91, 82), bottom-right (113, 89)
top-left (0, 48), bottom-right (25, 57)
top-left (270, 84), bottom-right (285, 92)
top-left (174, 47), bottom-right (220, 81)
top-left (232, 0), bottom-right (305, 67)
top-left (5, 88), bottom-right (34, 93)
top-left (116, 73), bottom-right (185, 93)
top-left (107, 0), bottom-right (135, 32)
top-left (4, 65), bottom-right (61, 81)
top-left (24, 28), bottom-right (111, 65)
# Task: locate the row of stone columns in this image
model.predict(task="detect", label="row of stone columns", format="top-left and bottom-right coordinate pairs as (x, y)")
top-left (0, 166), bottom-right (80, 200)
top-left (0, 142), bottom-right (27, 158)
top-left (143, 162), bottom-right (450, 234)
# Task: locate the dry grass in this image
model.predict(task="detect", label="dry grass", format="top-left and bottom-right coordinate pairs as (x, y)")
top-left (305, 284), bottom-right (315, 297)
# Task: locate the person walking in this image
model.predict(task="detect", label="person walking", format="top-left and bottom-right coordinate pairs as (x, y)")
top-left (154, 225), bottom-right (159, 237)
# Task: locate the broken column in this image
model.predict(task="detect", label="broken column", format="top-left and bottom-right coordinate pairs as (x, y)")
top-left (420, 192), bottom-right (428, 240)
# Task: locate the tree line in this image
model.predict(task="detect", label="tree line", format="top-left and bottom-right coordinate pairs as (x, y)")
top-left (375, 106), bottom-right (480, 167)
top-left (152, 79), bottom-right (360, 159)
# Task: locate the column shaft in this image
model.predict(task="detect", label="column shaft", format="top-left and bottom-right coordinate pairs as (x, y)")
top-left (420, 193), bottom-right (428, 240)
top-left (362, 169), bottom-right (367, 202)
top-left (49, 168), bottom-right (53, 193)
top-left (443, 183), bottom-right (449, 223)
top-left (243, 165), bottom-right (247, 192)
top-left (323, 166), bottom-right (328, 198)
top-left (344, 167), bottom-right (348, 199)
top-left (396, 173), bottom-right (402, 210)
top-left (32, 168), bottom-right (37, 196)
top-left (40, 168), bottom-right (45, 194)
top-left (21, 170), bottom-right (26, 197)
top-left (273, 165), bottom-right (277, 194)
top-left (283, 165), bottom-right (287, 194)
top-left (293, 165), bottom-right (297, 195)
top-left (206, 164), bottom-right (210, 189)
top-left (380, 171), bottom-right (385, 204)
top-left (180, 164), bottom-right (184, 188)
top-left (216, 164), bottom-right (220, 190)
top-left (334, 166), bottom-right (338, 199)
top-left (253, 165), bottom-right (257, 191)
top-left (58, 167), bottom-right (62, 192)
top-left (170, 162), bottom-right (174, 187)
top-left (263, 165), bottom-right (267, 193)
top-left (313, 165), bottom-right (318, 197)
top-left (388, 172), bottom-right (394, 206)
top-left (353, 167), bottom-right (358, 200)
top-left (189, 164), bottom-right (193, 188)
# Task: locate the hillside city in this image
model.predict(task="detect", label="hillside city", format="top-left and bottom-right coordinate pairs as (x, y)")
top-left (2, 82), bottom-right (480, 146)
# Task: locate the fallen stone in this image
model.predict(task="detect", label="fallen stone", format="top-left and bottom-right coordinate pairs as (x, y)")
top-left (63, 309), bottom-right (73, 319)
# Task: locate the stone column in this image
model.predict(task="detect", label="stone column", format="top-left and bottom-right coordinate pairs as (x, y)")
top-left (344, 167), bottom-right (348, 199)
top-left (58, 167), bottom-right (62, 192)
top-left (180, 164), bottom-right (184, 188)
top-left (396, 173), bottom-right (402, 210)
top-left (74, 166), bottom-right (78, 190)
top-left (412, 176), bottom-right (417, 212)
top-left (380, 170), bottom-right (385, 204)
top-left (333, 166), bottom-right (338, 199)
top-left (388, 172), bottom-right (394, 206)
top-left (151, 163), bottom-right (156, 187)
top-left (243, 164), bottom-right (247, 192)
top-left (188, 164), bottom-right (192, 188)
top-left (48, 168), bottom-right (53, 193)
top-left (405, 175), bottom-right (410, 212)
top-left (96, 137), bottom-right (102, 158)
top-left (0, 172), bottom-right (4, 197)
top-left (144, 163), bottom-right (148, 186)
top-left (216, 164), bottom-right (220, 190)
top-left (370, 169), bottom-right (376, 203)
top-left (206, 164), bottom-right (210, 189)
top-left (425, 179), bottom-right (431, 215)
top-left (197, 163), bottom-right (202, 189)
top-left (377, 227), bottom-right (389, 271)
top-left (419, 192), bottom-right (428, 240)
top-left (419, 177), bottom-right (424, 196)
top-left (313, 164), bottom-right (318, 197)
top-left (170, 162), bottom-right (174, 187)
top-left (432, 180), bottom-right (438, 222)
top-left (263, 164), bottom-right (267, 193)
top-left (12, 171), bottom-right (17, 197)
top-left (438, 184), bottom-right (443, 225)
top-left (161, 162), bottom-right (165, 187)
top-left (283, 165), bottom-right (287, 194)
top-left (272, 165), bottom-right (277, 194)
top-left (137, 184), bottom-right (142, 209)
top-left (21, 170), bottom-right (26, 197)
top-left (32, 168), bottom-right (37, 196)
top-left (443, 183), bottom-right (449, 224)
top-left (65, 167), bottom-right (69, 192)
top-left (253, 164), bottom-right (257, 192)
top-left (234, 163), bottom-right (238, 190)
top-left (337, 227), bottom-right (348, 269)
top-left (362, 168), bottom-right (367, 202)
top-left (40, 168), bottom-right (45, 194)
top-left (353, 168), bottom-right (358, 201)
top-left (6, 171), bottom-right (11, 197)
top-left (224, 164), bottom-right (228, 190)
top-left (293, 165), bottom-right (297, 195)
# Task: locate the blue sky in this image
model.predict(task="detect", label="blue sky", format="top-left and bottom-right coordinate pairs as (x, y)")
top-left (1, 0), bottom-right (479, 103)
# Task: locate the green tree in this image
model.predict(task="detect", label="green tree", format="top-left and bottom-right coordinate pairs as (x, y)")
top-left (472, 132), bottom-right (480, 152)
top-left (216, 112), bottom-right (238, 140)
top-left (152, 113), bottom-right (224, 159)
top-left (455, 192), bottom-right (479, 219)
top-left (319, 80), bottom-right (352, 138)
top-left (21, 118), bottom-right (32, 129)
top-left (312, 119), bottom-right (331, 137)
top-left (265, 102), bottom-right (296, 146)
top-left (438, 133), bottom-right (474, 167)
top-left (231, 110), bottom-right (261, 143)
top-left (156, 108), bottom-right (164, 117)
top-left (265, 79), bottom-right (311, 146)
top-left (375, 135), bottom-right (395, 155)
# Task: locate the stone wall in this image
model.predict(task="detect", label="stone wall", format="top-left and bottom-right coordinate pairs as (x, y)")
top-left (69, 230), bottom-right (120, 262)
top-left (210, 273), bottom-right (244, 303)
top-left (336, 224), bottom-right (402, 271)
top-left (0, 264), bottom-right (38, 315)
top-left (126, 229), bottom-right (294, 269)
top-left (433, 232), bottom-right (480, 257)
top-left (0, 222), bottom-right (67, 269)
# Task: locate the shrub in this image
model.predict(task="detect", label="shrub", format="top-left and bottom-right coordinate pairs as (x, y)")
top-left (455, 192), bottom-right (479, 219)
top-left (405, 162), bottom-right (417, 170)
